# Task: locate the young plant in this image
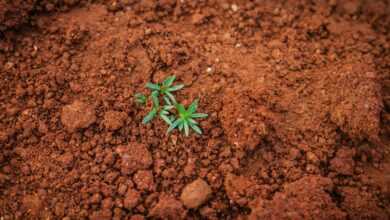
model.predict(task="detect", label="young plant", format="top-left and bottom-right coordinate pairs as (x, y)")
top-left (135, 75), bottom-right (208, 137)
top-left (142, 91), bottom-right (175, 125)
top-left (134, 93), bottom-right (147, 105)
top-left (141, 91), bottom-right (159, 124)
top-left (167, 99), bottom-right (208, 136)
top-left (146, 76), bottom-right (184, 103)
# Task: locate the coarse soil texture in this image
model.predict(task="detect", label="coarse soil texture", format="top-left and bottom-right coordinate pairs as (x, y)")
top-left (1, 0), bottom-right (390, 219)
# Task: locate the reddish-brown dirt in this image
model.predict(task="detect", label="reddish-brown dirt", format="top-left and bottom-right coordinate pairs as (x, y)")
top-left (1, 0), bottom-right (390, 219)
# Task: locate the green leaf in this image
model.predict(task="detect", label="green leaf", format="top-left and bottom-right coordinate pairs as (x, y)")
top-left (167, 118), bottom-right (181, 133)
top-left (188, 118), bottom-right (198, 125)
top-left (167, 84), bottom-right (184, 92)
top-left (163, 76), bottom-right (176, 87)
top-left (188, 99), bottom-right (199, 114)
top-left (160, 114), bottom-right (172, 125)
top-left (165, 91), bottom-right (176, 103)
top-left (190, 123), bottom-right (202, 135)
top-left (146, 83), bottom-right (160, 90)
top-left (184, 120), bottom-right (189, 136)
top-left (160, 110), bottom-right (169, 115)
top-left (142, 108), bottom-right (157, 124)
top-left (151, 91), bottom-right (159, 107)
top-left (192, 113), bottom-right (208, 118)
top-left (179, 121), bottom-right (184, 131)
top-left (163, 105), bottom-right (174, 111)
top-left (169, 115), bottom-right (176, 121)
top-left (163, 96), bottom-right (172, 105)
top-left (135, 93), bottom-right (146, 104)
top-left (176, 103), bottom-right (186, 114)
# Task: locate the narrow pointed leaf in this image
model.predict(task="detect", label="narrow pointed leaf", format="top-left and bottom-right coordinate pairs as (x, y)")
top-left (190, 123), bottom-right (202, 135)
top-left (160, 114), bottom-right (172, 125)
top-left (184, 121), bottom-right (189, 136)
top-left (160, 110), bottom-right (169, 115)
top-left (176, 103), bottom-right (186, 114)
top-left (167, 119), bottom-right (181, 133)
top-left (151, 91), bottom-right (159, 107)
top-left (142, 108), bottom-right (157, 124)
top-left (135, 93), bottom-right (146, 104)
top-left (192, 113), bottom-right (208, 118)
top-left (163, 96), bottom-right (172, 105)
top-left (179, 122), bottom-right (184, 131)
top-left (165, 91), bottom-right (176, 103)
top-left (188, 118), bottom-right (198, 125)
top-left (146, 83), bottom-right (160, 90)
top-left (169, 115), bottom-right (176, 121)
top-left (167, 84), bottom-right (184, 92)
top-left (163, 76), bottom-right (176, 87)
top-left (163, 105), bottom-right (174, 111)
top-left (188, 99), bottom-right (199, 114)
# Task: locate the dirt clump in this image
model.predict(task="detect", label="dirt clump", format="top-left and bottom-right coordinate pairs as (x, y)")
top-left (180, 178), bottom-right (212, 209)
top-left (103, 110), bottom-right (127, 131)
top-left (340, 187), bottom-right (388, 219)
top-left (248, 176), bottom-right (346, 220)
top-left (60, 100), bottom-right (96, 132)
top-left (133, 170), bottom-right (155, 192)
top-left (0, 0), bottom-right (35, 31)
top-left (330, 147), bottom-right (356, 176)
top-left (224, 173), bottom-right (262, 206)
top-left (220, 88), bottom-right (268, 151)
top-left (116, 143), bottom-right (153, 175)
top-left (149, 194), bottom-right (187, 219)
top-left (0, 0), bottom-right (389, 219)
top-left (327, 61), bottom-right (382, 142)
top-left (21, 194), bottom-right (43, 217)
top-left (123, 188), bottom-right (141, 210)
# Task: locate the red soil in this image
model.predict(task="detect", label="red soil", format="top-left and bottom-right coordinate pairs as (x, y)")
top-left (0, 0), bottom-right (389, 219)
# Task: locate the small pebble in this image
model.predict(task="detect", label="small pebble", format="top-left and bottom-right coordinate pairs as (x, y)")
top-left (231, 4), bottom-right (239, 12)
top-left (180, 179), bottom-right (212, 209)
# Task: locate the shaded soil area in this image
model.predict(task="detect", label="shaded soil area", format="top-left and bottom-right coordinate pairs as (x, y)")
top-left (1, 0), bottom-right (390, 219)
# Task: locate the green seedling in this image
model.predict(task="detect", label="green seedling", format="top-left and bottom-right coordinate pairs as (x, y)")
top-left (167, 99), bottom-right (208, 136)
top-left (135, 75), bottom-right (208, 136)
top-left (141, 91), bottom-right (159, 124)
top-left (142, 91), bottom-right (175, 125)
top-left (134, 93), bottom-right (147, 104)
top-left (146, 76), bottom-right (184, 103)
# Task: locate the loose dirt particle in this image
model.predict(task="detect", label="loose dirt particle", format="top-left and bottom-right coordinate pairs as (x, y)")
top-left (330, 147), bottom-right (356, 175)
top-left (248, 176), bottom-right (346, 220)
top-left (21, 194), bottom-right (43, 217)
top-left (89, 193), bottom-right (102, 204)
top-left (220, 89), bottom-right (268, 150)
top-left (133, 170), bottom-right (155, 191)
top-left (101, 197), bottom-right (114, 209)
top-left (340, 187), bottom-right (388, 219)
top-left (191, 12), bottom-right (206, 25)
top-left (117, 183), bottom-right (128, 196)
top-left (149, 194), bottom-right (187, 219)
top-left (60, 100), bottom-right (96, 132)
top-left (224, 174), bottom-right (260, 206)
top-left (116, 143), bottom-right (153, 174)
top-left (130, 214), bottom-right (145, 220)
top-left (123, 189), bottom-right (140, 210)
top-left (57, 152), bottom-right (74, 168)
top-left (90, 210), bottom-right (112, 220)
top-left (180, 178), bottom-right (212, 209)
top-left (103, 111), bottom-right (127, 131)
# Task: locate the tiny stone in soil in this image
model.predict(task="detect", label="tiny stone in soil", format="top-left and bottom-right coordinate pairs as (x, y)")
top-left (180, 178), bottom-right (212, 209)
top-left (123, 188), bottom-right (140, 210)
top-left (60, 100), bottom-right (96, 132)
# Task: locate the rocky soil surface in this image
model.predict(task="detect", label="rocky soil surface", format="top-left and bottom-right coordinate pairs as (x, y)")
top-left (0, 0), bottom-right (389, 219)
